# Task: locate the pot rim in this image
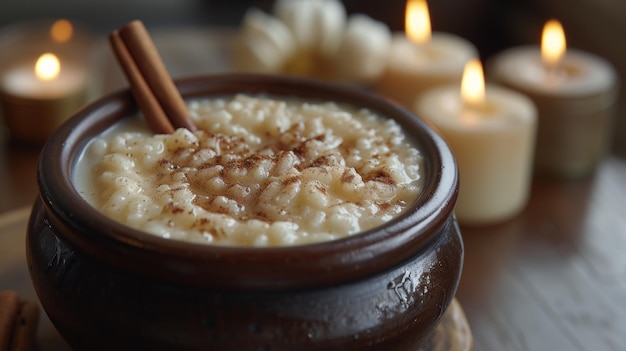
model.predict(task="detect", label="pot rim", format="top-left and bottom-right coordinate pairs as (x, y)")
top-left (37, 73), bottom-right (458, 290)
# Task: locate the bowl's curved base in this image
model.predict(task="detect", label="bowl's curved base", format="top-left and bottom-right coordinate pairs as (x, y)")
top-left (27, 199), bottom-right (463, 351)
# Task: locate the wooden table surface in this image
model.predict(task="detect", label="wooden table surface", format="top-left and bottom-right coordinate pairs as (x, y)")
top-left (1, 28), bottom-right (625, 351)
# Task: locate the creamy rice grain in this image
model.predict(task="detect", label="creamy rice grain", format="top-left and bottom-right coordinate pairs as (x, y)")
top-left (75, 95), bottom-right (423, 246)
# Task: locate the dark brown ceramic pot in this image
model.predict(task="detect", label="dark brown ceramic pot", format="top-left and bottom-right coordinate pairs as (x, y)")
top-left (27, 74), bottom-right (462, 350)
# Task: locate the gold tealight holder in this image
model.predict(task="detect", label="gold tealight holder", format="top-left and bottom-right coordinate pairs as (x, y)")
top-left (0, 19), bottom-right (95, 145)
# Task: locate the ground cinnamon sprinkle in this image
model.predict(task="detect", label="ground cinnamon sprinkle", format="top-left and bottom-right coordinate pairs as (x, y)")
top-left (363, 169), bottom-right (397, 185)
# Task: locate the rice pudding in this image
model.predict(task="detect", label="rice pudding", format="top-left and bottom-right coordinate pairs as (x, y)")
top-left (74, 94), bottom-right (423, 246)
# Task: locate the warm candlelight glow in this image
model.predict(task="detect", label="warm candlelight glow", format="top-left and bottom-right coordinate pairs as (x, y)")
top-left (406, 0), bottom-right (431, 44)
top-left (461, 59), bottom-right (485, 108)
top-left (50, 19), bottom-right (73, 43)
top-left (541, 19), bottom-right (566, 66)
top-left (35, 53), bottom-right (61, 81)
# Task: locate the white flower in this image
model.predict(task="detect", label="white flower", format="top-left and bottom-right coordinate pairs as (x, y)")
top-left (235, 8), bottom-right (295, 74)
top-left (333, 14), bottom-right (392, 83)
top-left (234, 0), bottom-right (392, 84)
top-left (274, 0), bottom-right (346, 56)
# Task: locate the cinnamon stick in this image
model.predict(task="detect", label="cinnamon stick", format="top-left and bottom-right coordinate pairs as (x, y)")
top-left (109, 31), bottom-right (175, 134)
top-left (109, 20), bottom-right (197, 133)
top-left (0, 291), bottom-right (19, 351)
top-left (9, 301), bottom-right (40, 351)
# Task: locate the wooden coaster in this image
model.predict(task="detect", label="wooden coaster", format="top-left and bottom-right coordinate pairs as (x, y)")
top-left (417, 298), bottom-right (473, 351)
top-left (1, 287), bottom-right (469, 351)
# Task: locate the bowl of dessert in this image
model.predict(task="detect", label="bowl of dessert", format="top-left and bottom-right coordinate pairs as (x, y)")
top-left (27, 73), bottom-right (462, 350)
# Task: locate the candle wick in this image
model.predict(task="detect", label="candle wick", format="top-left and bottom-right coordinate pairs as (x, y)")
top-left (458, 102), bottom-right (485, 126)
top-left (544, 62), bottom-right (566, 86)
top-left (464, 100), bottom-right (487, 114)
top-left (462, 93), bottom-right (491, 115)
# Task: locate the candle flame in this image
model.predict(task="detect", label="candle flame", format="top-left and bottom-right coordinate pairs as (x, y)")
top-left (51, 19), bottom-right (73, 43)
top-left (460, 59), bottom-right (485, 108)
top-left (406, 0), bottom-right (431, 44)
top-left (35, 53), bottom-right (61, 81)
top-left (541, 19), bottom-right (566, 66)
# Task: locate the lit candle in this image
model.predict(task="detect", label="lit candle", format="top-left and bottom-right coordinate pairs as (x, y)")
top-left (0, 20), bottom-right (90, 145)
top-left (415, 59), bottom-right (537, 225)
top-left (488, 19), bottom-right (618, 178)
top-left (375, 0), bottom-right (477, 108)
top-left (2, 53), bottom-right (86, 99)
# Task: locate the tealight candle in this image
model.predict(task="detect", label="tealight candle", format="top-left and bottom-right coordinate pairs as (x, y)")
top-left (415, 59), bottom-right (537, 225)
top-left (3, 53), bottom-right (86, 99)
top-left (0, 20), bottom-right (92, 145)
top-left (488, 19), bottom-right (619, 178)
top-left (375, 0), bottom-right (477, 108)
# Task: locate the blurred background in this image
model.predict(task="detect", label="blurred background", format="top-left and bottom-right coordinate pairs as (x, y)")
top-left (0, 0), bottom-right (623, 155)
top-left (1, 3), bottom-right (625, 349)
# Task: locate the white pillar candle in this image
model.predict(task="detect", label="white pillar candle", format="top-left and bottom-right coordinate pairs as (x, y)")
top-left (415, 59), bottom-right (537, 225)
top-left (375, 0), bottom-right (477, 108)
top-left (488, 20), bottom-right (618, 178)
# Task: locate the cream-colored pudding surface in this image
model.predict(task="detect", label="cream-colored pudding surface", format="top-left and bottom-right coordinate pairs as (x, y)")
top-left (74, 95), bottom-right (423, 246)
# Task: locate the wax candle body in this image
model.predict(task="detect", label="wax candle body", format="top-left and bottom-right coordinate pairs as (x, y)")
top-left (2, 65), bottom-right (85, 98)
top-left (488, 47), bottom-right (618, 178)
top-left (415, 85), bottom-right (537, 225)
top-left (0, 65), bottom-right (87, 144)
top-left (376, 33), bottom-right (477, 108)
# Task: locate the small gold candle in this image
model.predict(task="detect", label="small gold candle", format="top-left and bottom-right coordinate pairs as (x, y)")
top-left (0, 20), bottom-right (92, 145)
top-left (488, 20), bottom-right (619, 178)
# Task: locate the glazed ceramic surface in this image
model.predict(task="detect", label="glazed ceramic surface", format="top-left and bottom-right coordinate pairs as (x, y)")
top-left (28, 74), bottom-right (462, 350)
